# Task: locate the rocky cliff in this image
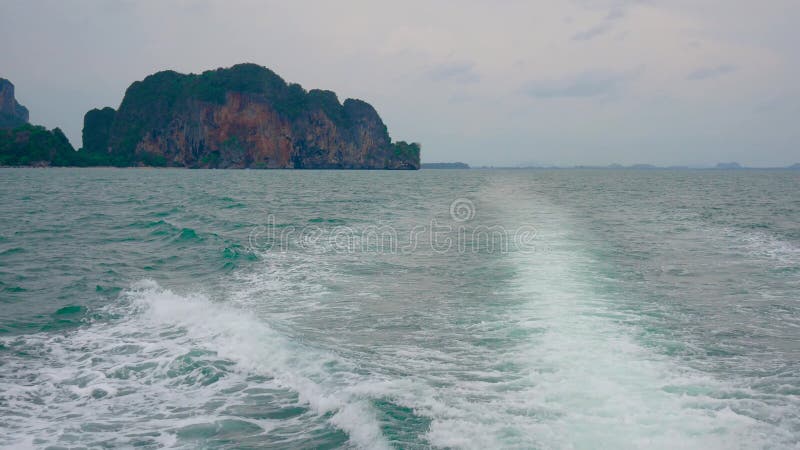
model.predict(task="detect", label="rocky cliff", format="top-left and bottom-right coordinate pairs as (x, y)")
top-left (83, 64), bottom-right (420, 169)
top-left (0, 78), bottom-right (30, 129)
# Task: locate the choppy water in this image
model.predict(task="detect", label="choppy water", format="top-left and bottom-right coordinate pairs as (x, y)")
top-left (1, 168), bottom-right (799, 449)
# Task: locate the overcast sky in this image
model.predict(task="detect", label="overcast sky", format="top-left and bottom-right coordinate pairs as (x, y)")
top-left (2, 0), bottom-right (799, 166)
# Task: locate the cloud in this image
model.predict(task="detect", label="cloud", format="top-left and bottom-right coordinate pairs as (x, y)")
top-left (686, 64), bottom-right (737, 80)
top-left (572, 23), bottom-right (613, 41)
top-left (426, 62), bottom-right (480, 83)
top-left (605, 8), bottom-right (626, 20)
top-left (525, 69), bottom-right (638, 99)
top-left (571, 5), bottom-right (625, 41)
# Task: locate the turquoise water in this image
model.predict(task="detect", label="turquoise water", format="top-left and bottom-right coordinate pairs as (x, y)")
top-left (1, 168), bottom-right (799, 448)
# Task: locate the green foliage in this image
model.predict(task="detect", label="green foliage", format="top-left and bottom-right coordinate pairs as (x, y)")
top-left (391, 141), bottom-right (421, 162)
top-left (274, 83), bottom-right (309, 118)
top-left (124, 71), bottom-right (186, 109)
top-left (82, 107), bottom-right (116, 154)
top-left (200, 151), bottom-right (221, 168)
top-left (222, 135), bottom-right (243, 150)
top-left (69, 151), bottom-right (115, 167)
top-left (196, 63), bottom-right (288, 103)
top-left (191, 65), bottom-right (313, 120)
top-left (139, 151), bottom-right (168, 167)
top-left (306, 89), bottom-right (347, 125)
top-left (0, 124), bottom-right (126, 167)
top-left (0, 124), bottom-right (85, 166)
top-left (342, 99), bottom-right (388, 140)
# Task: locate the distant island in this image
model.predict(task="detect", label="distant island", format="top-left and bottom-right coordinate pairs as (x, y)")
top-left (1, 65), bottom-right (420, 169)
top-left (473, 162), bottom-right (800, 170)
top-left (421, 162), bottom-right (470, 169)
top-left (472, 163), bottom-right (800, 171)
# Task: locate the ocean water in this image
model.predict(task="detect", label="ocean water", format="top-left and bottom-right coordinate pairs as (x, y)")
top-left (0, 168), bottom-right (798, 449)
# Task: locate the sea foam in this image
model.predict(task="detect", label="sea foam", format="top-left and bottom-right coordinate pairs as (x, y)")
top-left (0, 280), bottom-right (390, 449)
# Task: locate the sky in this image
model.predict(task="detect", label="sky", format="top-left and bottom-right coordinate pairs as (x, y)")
top-left (1, 0), bottom-right (799, 167)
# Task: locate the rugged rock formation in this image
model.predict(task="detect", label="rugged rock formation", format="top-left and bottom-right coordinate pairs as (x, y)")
top-left (0, 78), bottom-right (30, 129)
top-left (83, 64), bottom-right (420, 169)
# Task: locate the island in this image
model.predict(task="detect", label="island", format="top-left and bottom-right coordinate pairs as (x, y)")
top-left (421, 162), bottom-right (470, 169)
top-left (1, 64), bottom-right (420, 169)
top-left (715, 162), bottom-right (743, 169)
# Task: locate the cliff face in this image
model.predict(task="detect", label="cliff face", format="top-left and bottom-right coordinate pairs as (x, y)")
top-left (0, 78), bottom-right (30, 129)
top-left (84, 64), bottom-right (419, 169)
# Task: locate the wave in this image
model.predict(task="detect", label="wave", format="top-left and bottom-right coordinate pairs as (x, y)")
top-left (2, 180), bottom-right (798, 448)
top-left (0, 280), bottom-right (390, 449)
top-left (499, 237), bottom-right (785, 448)
top-left (734, 229), bottom-right (800, 268)
top-left (492, 192), bottom-right (797, 449)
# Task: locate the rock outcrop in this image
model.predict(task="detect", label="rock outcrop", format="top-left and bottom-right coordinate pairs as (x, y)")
top-left (83, 64), bottom-right (420, 169)
top-left (0, 78), bottom-right (30, 129)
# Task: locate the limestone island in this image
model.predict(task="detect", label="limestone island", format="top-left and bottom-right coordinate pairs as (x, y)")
top-left (1, 64), bottom-right (420, 169)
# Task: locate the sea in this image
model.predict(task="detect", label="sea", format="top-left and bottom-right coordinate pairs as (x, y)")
top-left (0, 168), bottom-right (798, 449)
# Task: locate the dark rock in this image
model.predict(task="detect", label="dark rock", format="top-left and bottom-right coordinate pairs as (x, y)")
top-left (0, 78), bottom-right (29, 129)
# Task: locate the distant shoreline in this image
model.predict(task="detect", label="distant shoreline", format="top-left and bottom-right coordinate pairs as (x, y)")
top-left (2, 165), bottom-right (798, 171)
top-left (471, 165), bottom-right (800, 171)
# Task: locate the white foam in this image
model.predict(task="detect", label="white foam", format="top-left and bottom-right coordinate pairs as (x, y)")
top-left (0, 280), bottom-right (390, 449)
top-left (735, 228), bottom-right (800, 267)
top-left (409, 188), bottom-right (796, 449)
top-left (213, 187), bottom-right (799, 449)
